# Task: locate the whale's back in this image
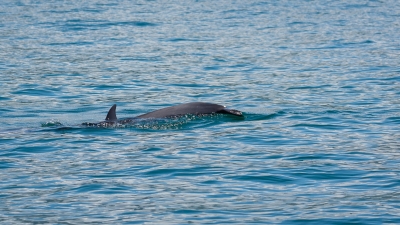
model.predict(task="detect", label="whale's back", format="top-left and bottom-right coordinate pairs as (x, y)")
top-left (135, 102), bottom-right (242, 119)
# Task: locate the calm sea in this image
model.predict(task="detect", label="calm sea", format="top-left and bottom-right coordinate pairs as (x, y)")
top-left (1, 0), bottom-right (399, 224)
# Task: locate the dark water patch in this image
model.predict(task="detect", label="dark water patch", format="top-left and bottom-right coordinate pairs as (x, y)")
top-left (41, 73), bottom-right (82, 77)
top-left (342, 3), bottom-right (378, 9)
top-left (10, 113), bottom-right (40, 118)
top-left (79, 8), bottom-right (106, 13)
top-left (95, 3), bottom-right (119, 7)
top-left (288, 21), bottom-right (318, 28)
top-left (163, 38), bottom-right (213, 42)
top-left (204, 65), bottom-right (220, 70)
top-left (144, 167), bottom-right (211, 177)
top-left (42, 7), bottom-right (107, 14)
top-left (228, 63), bottom-right (251, 69)
top-left (309, 39), bottom-right (377, 50)
top-left (384, 116), bottom-right (400, 124)
top-left (291, 123), bottom-right (348, 130)
top-left (292, 168), bottom-right (366, 181)
top-left (93, 186), bottom-right (134, 195)
top-left (244, 112), bottom-right (284, 121)
top-left (0, 96), bottom-right (11, 101)
top-left (12, 88), bottom-right (61, 97)
top-left (13, 145), bottom-right (57, 154)
top-left (382, 76), bottom-right (400, 81)
top-left (172, 83), bottom-right (225, 88)
top-left (92, 84), bottom-right (127, 90)
top-left (283, 218), bottom-right (384, 225)
top-left (173, 209), bottom-right (201, 215)
top-left (289, 152), bottom-right (376, 162)
top-left (72, 184), bottom-right (104, 193)
top-left (142, 147), bottom-right (164, 153)
top-left (100, 21), bottom-right (158, 28)
top-left (120, 56), bottom-right (163, 62)
top-left (38, 126), bottom-right (85, 133)
top-left (227, 174), bottom-right (294, 184)
top-left (46, 41), bottom-right (94, 46)
top-left (287, 84), bottom-right (332, 90)
top-left (0, 161), bottom-right (16, 169)
top-left (59, 19), bottom-right (158, 31)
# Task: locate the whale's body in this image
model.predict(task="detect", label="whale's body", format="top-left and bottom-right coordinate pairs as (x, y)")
top-left (83, 102), bottom-right (243, 126)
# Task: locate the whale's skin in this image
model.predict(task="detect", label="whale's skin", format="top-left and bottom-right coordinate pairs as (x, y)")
top-left (82, 102), bottom-right (243, 126)
top-left (136, 102), bottom-right (241, 119)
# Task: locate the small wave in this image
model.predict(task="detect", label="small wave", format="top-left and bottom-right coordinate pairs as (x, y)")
top-left (80, 114), bottom-right (243, 130)
top-left (41, 121), bottom-right (64, 127)
top-left (244, 112), bottom-right (283, 121)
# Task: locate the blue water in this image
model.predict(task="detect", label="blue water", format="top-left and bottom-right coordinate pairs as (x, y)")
top-left (1, 0), bottom-right (400, 224)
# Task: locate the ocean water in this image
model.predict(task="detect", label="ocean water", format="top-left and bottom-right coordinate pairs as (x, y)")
top-left (1, 0), bottom-right (400, 224)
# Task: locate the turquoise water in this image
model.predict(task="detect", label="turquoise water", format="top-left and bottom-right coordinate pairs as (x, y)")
top-left (1, 0), bottom-right (400, 224)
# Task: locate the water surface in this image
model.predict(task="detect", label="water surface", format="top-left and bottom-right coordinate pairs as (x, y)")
top-left (1, 0), bottom-right (400, 224)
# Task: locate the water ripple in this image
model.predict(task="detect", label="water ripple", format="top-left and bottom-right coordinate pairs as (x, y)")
top-left (1, 0), bottom-right (400, 224)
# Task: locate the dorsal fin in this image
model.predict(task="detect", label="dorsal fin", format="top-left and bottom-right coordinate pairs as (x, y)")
top-left (105, 104), bottom-right (117, 121)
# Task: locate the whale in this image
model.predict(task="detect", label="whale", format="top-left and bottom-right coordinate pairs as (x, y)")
top-left (82, 102), bottom-right (243, 126)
